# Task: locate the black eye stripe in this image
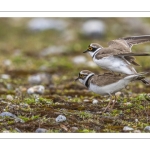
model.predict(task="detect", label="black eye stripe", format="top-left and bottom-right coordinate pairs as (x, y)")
top-left (79, 74), bottom-right (86, 78)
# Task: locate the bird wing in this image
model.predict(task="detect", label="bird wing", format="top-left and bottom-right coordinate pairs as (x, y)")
top-left (114, 52), bottom-right (150, 57)
top-left (91, 74), bottom-right (124, 86)
top-left (120, 35), bottom-right (150, 48)
top-left (94, 48), bottom-right (150, 66)
top-left (94, 48), bottom-right (124, 59)
top-left (108, 40), bottom-right (130, 51)
top-left (94, 48), bottom-right (144, 59)
top-left (108, 35), bottom-right (150, 50)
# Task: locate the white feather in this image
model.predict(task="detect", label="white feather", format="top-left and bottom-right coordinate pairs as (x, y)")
top-left (93, 56), bottom-right (137, 74)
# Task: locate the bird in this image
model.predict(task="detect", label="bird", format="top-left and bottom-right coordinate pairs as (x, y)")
top-left (83, 35), bottom-right (150, 75)
top-left (75, 70), bottom-right (149, 112)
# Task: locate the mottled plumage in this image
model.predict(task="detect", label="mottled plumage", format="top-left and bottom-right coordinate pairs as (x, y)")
top-left (76, 70), bottom-right (149, 112)
top-left (83, 35), bottom-right (150, 74)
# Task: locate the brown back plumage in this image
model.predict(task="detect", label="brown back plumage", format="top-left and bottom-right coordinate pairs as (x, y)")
top-left (90, 73), bottom-right (124, 86)
top-left (93, 35), bottom-right (150, 66)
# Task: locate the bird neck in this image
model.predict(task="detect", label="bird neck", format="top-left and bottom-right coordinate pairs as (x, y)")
top-left (89, 48), bottom-right (101, 58)
top-left (84, 73), bottom-right (95, 88)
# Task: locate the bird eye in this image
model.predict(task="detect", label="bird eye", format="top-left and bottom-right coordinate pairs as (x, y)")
top-left (79, 74), bottom-right (84, 78)
top-left (88, 47), bottom-right (93, 51)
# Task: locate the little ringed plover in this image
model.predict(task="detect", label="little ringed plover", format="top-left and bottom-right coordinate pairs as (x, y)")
top-left (75, 70), bottom-right (149, 112)
top-left (83, 35), bottom-right (150, 75)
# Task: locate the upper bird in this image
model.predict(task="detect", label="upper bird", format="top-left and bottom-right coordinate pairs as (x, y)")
top-left (83, 35), bottom-right (150, 75)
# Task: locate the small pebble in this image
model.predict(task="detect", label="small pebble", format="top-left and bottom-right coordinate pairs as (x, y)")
top-left (0, 112), bottom-right (24, 123)
top-left (133, 130), bottom-right (141, 133)
top-left (144, 126), bottom-right (150, 132)
top-left (72, 56), bottom-right (87, 64)
top-left (70, 127), bottom-right (79, 133)
top-left (6, 95), bottom-right (13, 101)
top-left (27, 18), bottom-right (68, 31)
top-left (28, 73), bottom-right (51, 85)
top-left (124, 102), bottom-right (132, 106)
top-left (123, 126), bottom-right (134, 132)
top-left (92, 99), bottom-right (98, 104)
top-left (28, 74), bottom-right (41, 84)
top-left (35, 128), bottom-right (47, 133)
top-left (15, 128), bottom-right (21, 133)
top-left (135, 119), bottom-right (138, 123)
top-left (86, 61), bottom-right (97, 68)
top-left (2, 130), bottom-right (10, 133)
top-left (3, 59), bottom-right (12, 67)
top-left (27, 85), bottom-right (45, 94)
top-left (56, 115), bottom-right (66, 123)
top-left (15, 117), bottom-right (25, 123)
top-left (40, 46), bottom-right (66, 56)
top-left (1, 74), bottom-right (10, 80)
top-left (6, 83), bottom-right (13, 90)
top-left (115, 92), bottom-right (122, 97)
top-left (0, 112), bottom-right (16, 118)
top-left (81, 20), bottom-right (105, 38)
top-left (83, 99), bottom-right (90, 103)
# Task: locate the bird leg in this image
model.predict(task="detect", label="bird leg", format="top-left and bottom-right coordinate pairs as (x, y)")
top-left (103, 94), bottom-right (113, 112)
top-left (103, 94), bottom-right (117, 112)
top-left (110, 94), bottom-right (117, 110)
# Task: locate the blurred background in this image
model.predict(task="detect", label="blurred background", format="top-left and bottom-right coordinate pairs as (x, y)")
top-left (0, 18), bottom-right (150, 132)
top-left (0, 17), bottom-right (150, 88)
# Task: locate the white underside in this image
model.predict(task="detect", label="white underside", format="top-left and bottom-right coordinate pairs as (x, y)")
top-left (89, 75), bottom-right (137, 96)
top-left (93, 56), bottom-right (137, 74)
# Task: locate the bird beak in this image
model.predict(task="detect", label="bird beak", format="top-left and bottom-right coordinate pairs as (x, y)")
top-left (83, 49), bottom-right (88, 53)
top-left (75, 77), bottom-right (79, 81)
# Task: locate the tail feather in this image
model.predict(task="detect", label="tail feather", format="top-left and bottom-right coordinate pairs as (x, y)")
top-left (136, 73), bottom-right (150, 85)
top-left (140, 78), bottom-right (150, 85)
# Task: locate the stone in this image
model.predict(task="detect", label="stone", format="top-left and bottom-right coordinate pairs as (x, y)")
top-left (124, 102), bottom-right (132, 106)
top-left (86, 61), bottom-right (97, 68)
top-left (70, 127), bottom-right (79, 133)
top-left (123, 126), bottom-right (134, 132)
top-left (0, 111), bottom-right (24, 123)
top-left (1, 74), bottom-right (10, 80)
top-left (144, 126), bottom-right (150, 132)
top-left (40, 46), bottom-right (66, 56)
top-left (6, 95), bottom-right (13, 101)
top-left (6, 84), bottom-right (13, 90)
top-left (27, 85), bottom-right (45, 94)
top-left (3, 130), bottom-right (10, 133)
top-left (83, 99), bottom-right (90, 103)
top-left (27, 18), bottom-right (68, 31)
top-left (72, 56), bottom-right (87, 64)
top-left (35, 128), bottom-right (47, 133)
top-left (15, 128), bottom-right (21, 133)
top-left (56, 115), bottom-right (66, 123)
top-left (115, 92), bottom-right (122, 97)
top-left (0, 112), bottom-right (16, 118)
top-left (92, 99), bottom-right (98, 104)
top-left (3, 59), bottom-right (12, 67)
top-left (133, 130), bottom-right (141, 133)
top-left (15, 117), bottom-right (25, 123)
top-left (81, 20), bottom-right (105, 38)
top-left (28, 73), bottom-right (51, 85)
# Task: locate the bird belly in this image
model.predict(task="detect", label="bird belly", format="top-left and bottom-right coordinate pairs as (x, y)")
top-left (94, 56), bottom-right (137, 74)
top-left (89, 79), bottom-right (129, 96)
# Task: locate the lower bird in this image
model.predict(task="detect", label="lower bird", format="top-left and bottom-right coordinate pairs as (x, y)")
top-left (75, 70), bottom-right (149, 112)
